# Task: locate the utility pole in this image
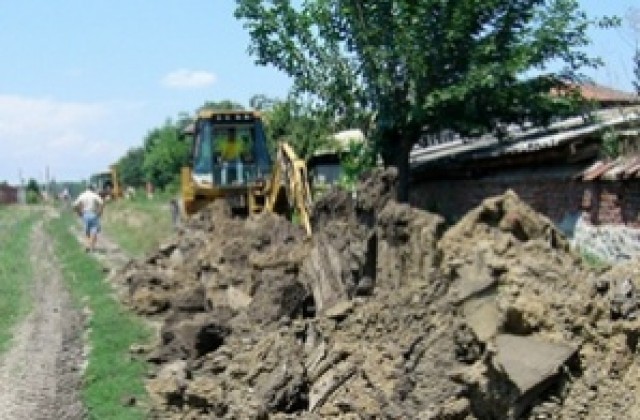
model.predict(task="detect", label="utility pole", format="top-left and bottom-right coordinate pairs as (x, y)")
top-left (17, 169), bottom-right (25, 204)
top-left (45, 166), bottom-right (48, 198)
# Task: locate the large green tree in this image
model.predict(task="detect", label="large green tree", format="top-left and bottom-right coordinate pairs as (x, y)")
top-left (142, 119), bottom-right (190, 189)
top-left (235, 0), bottom-right (618, 201)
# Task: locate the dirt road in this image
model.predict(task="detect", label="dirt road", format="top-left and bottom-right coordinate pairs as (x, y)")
top-left (0, 218), bottom-right (86, 419)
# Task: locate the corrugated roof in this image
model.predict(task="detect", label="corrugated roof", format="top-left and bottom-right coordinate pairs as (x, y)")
top-left (549, 79), bottom-right (640, 104)
top-left (411, 106), bottom-right (640, 167)
top-left (574, 83), bottom-right (640, 104)
top-left (577, 156), bottom-right (640, 181)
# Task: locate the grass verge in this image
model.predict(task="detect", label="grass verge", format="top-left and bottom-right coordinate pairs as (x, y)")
top-left (102, 196), bottom-right (174, 258)
top-left (47, 210), bottom-right (152, 420)
top-left (0, 207), bottom-right (38, 352)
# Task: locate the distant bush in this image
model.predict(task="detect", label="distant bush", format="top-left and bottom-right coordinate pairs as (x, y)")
top-left (601, 129), bottom-right (621, 158)
top-left (338, 140), bottom-right (377, 190)
top-left (26, 190), bottom-right (40, 204)
top-left (25, 178), bottom-right (41, 204)
top-left (163, 177), bottom-right (181, 196)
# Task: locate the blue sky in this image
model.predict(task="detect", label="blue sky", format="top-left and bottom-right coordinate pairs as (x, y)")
top-left (0, 1), bottom-right (638, 185)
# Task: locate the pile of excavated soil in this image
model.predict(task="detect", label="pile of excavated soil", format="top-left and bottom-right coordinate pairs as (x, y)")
top-left (118, 169), bottom-right (640, 419)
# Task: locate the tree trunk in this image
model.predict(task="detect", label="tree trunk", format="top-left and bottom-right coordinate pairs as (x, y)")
top-left (395, 137), bottom-right (412, 203)
top-left (379, 130), bottom-right (412, 203)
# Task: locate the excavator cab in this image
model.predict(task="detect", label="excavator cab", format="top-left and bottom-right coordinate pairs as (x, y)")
top-left (182, 110), bottom-right (273, 216)
top-left (90, 165), bottom-right (122, 200)
top-left (191, 111), bottom-right (271, 187)
top-left (181, 109), bottom-right (313, 235)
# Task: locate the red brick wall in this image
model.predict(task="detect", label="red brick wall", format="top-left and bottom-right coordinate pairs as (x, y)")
top-left (409, 178), bottom-right (640, 227)
top-left (583, 182), bottom-right (640, 227)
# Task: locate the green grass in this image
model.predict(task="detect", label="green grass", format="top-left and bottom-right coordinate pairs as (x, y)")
top-left (579, 248), bottom-right (610, 270)
top-left (0, 207), bottom-right (38, 352)
top-left (48, 211), bottom-right (152, 420)
top-left (101, 195), bottom-right (175, 258)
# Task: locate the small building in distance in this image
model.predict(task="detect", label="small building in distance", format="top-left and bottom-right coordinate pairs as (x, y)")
top-left (0, 183), bottom-right (18, 204)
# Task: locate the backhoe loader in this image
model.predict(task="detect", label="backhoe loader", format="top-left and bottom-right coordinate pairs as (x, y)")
top-left (181, 109), bottom-right (312, 235)
top-left (90, 165), bottom-right (122, 200)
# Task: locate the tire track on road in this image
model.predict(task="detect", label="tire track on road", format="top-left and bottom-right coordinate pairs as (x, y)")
top-left (0, 218), bottom-right (86, 419)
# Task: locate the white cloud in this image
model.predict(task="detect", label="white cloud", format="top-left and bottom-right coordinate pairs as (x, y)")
top-left (0, 95), bottom-right (107, 137)
top-left (161, 69), bottom-right (217, 89)
top-left (0, 95), bottom-right (140, 183)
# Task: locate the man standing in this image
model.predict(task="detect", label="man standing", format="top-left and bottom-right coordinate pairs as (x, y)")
top-left (217, 127), bottom-right (247, 185)
top-left (73, 184), bottom-right (104, 252)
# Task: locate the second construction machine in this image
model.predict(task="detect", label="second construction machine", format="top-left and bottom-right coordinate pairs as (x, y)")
top-left (181, 109), bottom-right (313, 235)
top-left (90, 165), bottom-right (122, 200)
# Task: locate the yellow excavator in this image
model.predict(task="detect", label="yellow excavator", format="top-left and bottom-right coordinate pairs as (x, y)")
top-left (180, 109), bottom-right (312, 235)
top-left (90, 165), bottom-right (122, 200)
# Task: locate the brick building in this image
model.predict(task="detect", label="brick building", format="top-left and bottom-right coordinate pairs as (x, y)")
top-left (0, 184), bottom-right (18, 204)
top-left (409, 102), bottom-right (640, 261)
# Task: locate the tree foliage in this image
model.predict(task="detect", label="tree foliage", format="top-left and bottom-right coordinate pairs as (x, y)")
top-left (116, 147), bottom-right (145, 187)
top-left (339, 139), bottom-right (377, 189)
top-left (199, 100), bottom-right (245, 112)
top-left (249, 94), bottom-right (278, 111)
top-left (635, 49), bottom-right (640, 95)
top-left (235, 0), bottom-right (619, 200)
top-left (630, 8), bottom-right (640, 94)
top-left (142, 119), bottom-right (190, 190)
top-left (26, 178), bottom-right (40, 195)
top-left (633, 48), bottom-right (640, 95)
top-left (601, 128), bottom-right (621, 158)
top-left (258, 95), bottom-right (337, 157)
top-left (26, 178), bottom-right (40, 204)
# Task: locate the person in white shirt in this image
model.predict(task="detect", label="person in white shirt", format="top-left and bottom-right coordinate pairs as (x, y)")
top-left (73, 185), bottom-right (104, 252)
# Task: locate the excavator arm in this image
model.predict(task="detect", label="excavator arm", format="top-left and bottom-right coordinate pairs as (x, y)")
top-left (265, 142), bottom-right (313, 236)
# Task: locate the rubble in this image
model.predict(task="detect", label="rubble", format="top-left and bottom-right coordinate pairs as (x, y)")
top-left (117, 169), bottom-right (640, 419)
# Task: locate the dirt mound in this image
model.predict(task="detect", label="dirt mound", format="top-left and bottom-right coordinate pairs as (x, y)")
top-left (119, 170), bottom-right (640, 419)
